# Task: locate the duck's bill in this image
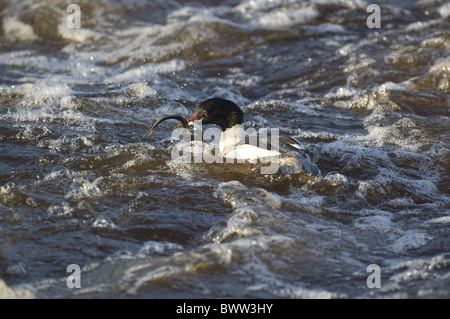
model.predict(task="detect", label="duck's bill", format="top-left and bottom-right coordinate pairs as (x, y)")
top-left (144, 115), bottom-right (189, 137)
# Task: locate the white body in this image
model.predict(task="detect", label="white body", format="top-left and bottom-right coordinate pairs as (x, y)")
top-left (219, 125), bottom-right (280, 161)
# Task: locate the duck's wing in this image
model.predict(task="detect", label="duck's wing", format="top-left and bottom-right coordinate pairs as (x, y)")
top-left (277, 135), bottom-right (306, 152)
top-left (246, 133), bottom-right (321, 176)
top-left (245, 133), bottom-right (305, 153)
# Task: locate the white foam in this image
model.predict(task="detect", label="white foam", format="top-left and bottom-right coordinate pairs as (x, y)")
top-left (203, 181), bottom-right (286, 244)
top-left (0, 77), bottom-right (95, 128)
top-left (2, 16), bottom-right (37, 41)
top-left (65, 178), bottom-right (102, 201)
top-left (377, 81), bottom-right (407, 91)
top-left (127, 83), bottom-right (158, 99)
top-left (0, 279), bottom-right (34, 299)
top-left (125, 244), bottom-right (232, 295)
top-left (37, 134), bottom-right (96, 153)
top-left (216, 207), bottom-right (263, 241)
top-left (324, 87), bottom-right (359, 99)
top-left (386, 197), bottom-right (415, 208)
top-left (353, 214), bottom-right (393, 233)
top-left (324, 172), bottom-right (349, 186)
top-left (438, 2), bottom-right (450, 18)
top-left (250, 6), bottom-right (318, 28)
top-left (235, 0), bottom-right (319, 28)
top-left (428, 56), bottom-right (450, 90)
top-left (284, 192), bottom-right (325, 214)
top-left (214, 181), bottom-right (282, 209)
top-left (13, 122), bottom-right (51, 141)
top-left (336, 43), bottom-right (357, 57)
top-left (42, 166), bottom-right (72, 182)
top-left (361, 121), bottom-right (422, 152)
top-left (317, 23), bottom-right (346, 33)
top-left (215, 235), bottom-right (304, 297)
top-left (58, 23), bottom-right (101, 42)
top-left (92, 216), bottom-right (118, 230)
top-left (428, 216), bottom-right (450, 224)
top-left (86, 20), bottom-right (194, 73)
top-left (6, 262), bottom-right (27, 276)
top-left (405, 20), bottom-right (437, 32)
top-left (311, 0), bottom-right (368, 8)
top-left (389, 230), bottom-right (432, 253)
top-left (388, 254), bottom-right (450, 288)
top-left (137, 241), bottom-right (183, 256)
top-left (107, 59), bottom-right (186, 83)
top-left (21, 77), bottom-right (72, 106)
top-left (48, 201), bottom-right (74, 218)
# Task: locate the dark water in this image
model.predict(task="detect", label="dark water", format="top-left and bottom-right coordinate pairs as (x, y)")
top-left (0, 0), bottom-right (449, 298)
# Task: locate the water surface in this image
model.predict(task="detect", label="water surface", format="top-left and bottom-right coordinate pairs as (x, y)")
top-left (0, 0), bottom-right (449, 298)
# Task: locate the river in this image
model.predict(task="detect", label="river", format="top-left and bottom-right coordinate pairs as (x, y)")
top-left (0, 0), bottom-right (449, 298)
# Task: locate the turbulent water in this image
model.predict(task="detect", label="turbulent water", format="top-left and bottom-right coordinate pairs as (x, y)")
top-left (0, 0), bottom-right (449, 299)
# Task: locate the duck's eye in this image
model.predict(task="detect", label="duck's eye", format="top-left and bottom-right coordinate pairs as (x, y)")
top-left (201, 110), bottom-right (208, 117)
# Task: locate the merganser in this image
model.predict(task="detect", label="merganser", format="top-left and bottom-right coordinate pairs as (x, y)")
top-left (184, 98), bottom-right (321, 176)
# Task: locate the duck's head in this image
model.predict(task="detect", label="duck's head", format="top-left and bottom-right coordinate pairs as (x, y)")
top-left (186, 98), bottom-right (244, 131)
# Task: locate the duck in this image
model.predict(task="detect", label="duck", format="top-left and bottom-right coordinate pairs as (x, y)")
top-left (183, 98), bottom-right (321, 176)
